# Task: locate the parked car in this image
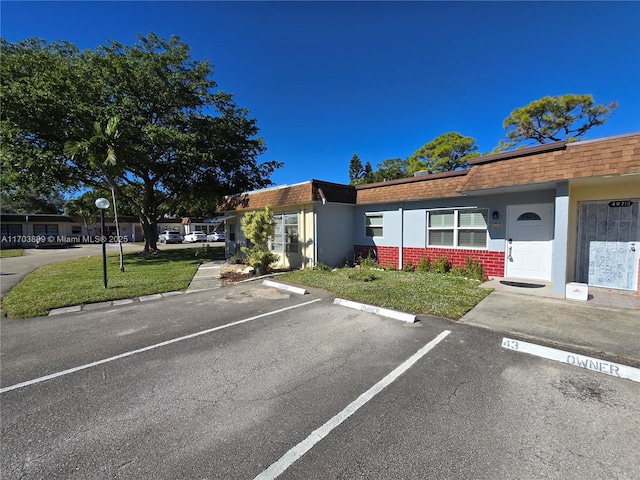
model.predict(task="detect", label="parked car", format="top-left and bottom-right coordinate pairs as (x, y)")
top-left (34, 235), bottom-right (70, 248)
top-left (183, 231), bottom-right (207, 243)
top-left (207, 231), bottom-right (226, 242)
top-left (158, 230), bottom-right (183, 244)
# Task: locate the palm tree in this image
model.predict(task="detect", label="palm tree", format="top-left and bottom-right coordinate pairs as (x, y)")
top-left (65, 192), bottom-right (99, 235)
top-left (65, 116), bottom-right (125, 272)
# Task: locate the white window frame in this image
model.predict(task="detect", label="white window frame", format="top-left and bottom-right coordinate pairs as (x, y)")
top-left (269, 213), bottom-right (299, 254)
top-left (365, 213), bottom-right (383, 238)
top-left (427, 208), bottom-right (488, 249)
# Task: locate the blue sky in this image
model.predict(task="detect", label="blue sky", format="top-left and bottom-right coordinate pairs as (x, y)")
top-left (2, 1), bottom-right (639, 187)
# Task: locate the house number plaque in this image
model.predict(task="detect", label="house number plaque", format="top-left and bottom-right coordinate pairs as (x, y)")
top-left (608, 200), bottom-right (633, 208)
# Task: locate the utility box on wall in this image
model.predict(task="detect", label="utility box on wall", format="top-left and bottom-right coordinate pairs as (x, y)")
top-left (566, 282), bottom-right (589, 301)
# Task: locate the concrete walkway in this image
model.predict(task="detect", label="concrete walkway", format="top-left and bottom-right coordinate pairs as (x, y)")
top-left (185, 260), bottom-right (225, 292)
top-left (460, 278), bottom-right (640, 366)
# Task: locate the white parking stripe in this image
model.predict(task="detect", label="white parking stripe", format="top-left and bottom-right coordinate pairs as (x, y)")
top-left (0, 299), bottom-right (322, 394)
top-left (502, 337), bottom-right (640, 383)
top-left (254, 330), bottom-right (451, 480)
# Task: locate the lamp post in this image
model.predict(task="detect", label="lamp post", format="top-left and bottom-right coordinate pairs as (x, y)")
top-left (95, 198), bottom-right (110, 288)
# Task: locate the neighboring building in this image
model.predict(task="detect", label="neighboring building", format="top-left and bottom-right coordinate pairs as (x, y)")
top-left (216, 132), bottom-right (640, 297)
top-left (1, 214), bottom-right (143, 247)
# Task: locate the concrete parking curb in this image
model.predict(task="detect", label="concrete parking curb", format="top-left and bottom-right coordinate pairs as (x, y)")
top-left (263, 280), bottom-right (307, 295)
top-left (333, 298), bottom-right (416, 323)
top-left (47, 291), bottom-right (185, 316)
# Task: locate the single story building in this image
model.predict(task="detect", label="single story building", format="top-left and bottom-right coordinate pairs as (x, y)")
top-left (216, 180), bottom-right (357, 268)
top-left (0, 214), bottom-right (182, 247)
top-left (0, 214), bottom-right (144, 247)
top-left (216, 132), bottom-right (640, 297)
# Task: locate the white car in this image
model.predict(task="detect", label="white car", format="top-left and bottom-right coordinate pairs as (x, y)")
top-left (183, 231), bottom-right (207, 243)
top-left (207, 231), bottom-right (226, 242)
top-left (158, 230), bottom-right (183, 244)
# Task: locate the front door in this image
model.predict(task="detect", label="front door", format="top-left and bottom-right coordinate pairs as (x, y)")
top-left (505, 204), bottom-right (554, 281)
top-left (576, 200), bottom-right (639, 291)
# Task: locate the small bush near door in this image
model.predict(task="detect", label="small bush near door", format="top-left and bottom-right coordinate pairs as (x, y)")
top-left (450, 257), bottom-right (485, 281)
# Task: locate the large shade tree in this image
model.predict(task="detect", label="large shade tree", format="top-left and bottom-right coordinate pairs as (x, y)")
top-left (502, 94), bottom-right (617, 147)
top-left (1, 33), bottom-right (281, 251)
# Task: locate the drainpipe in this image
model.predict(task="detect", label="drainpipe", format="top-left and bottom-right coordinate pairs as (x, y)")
top-left (398, 204), bottom-right (404, 270)
top-left (318, 188), bottom-right (327, 205)
top-left (313, 186), bottom-right (327, 266)
top-left (313, 207), bottom-right (318, 266)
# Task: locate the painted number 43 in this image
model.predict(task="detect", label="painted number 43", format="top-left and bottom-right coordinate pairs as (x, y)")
top-left (502, 338), bottom-right (519, 350)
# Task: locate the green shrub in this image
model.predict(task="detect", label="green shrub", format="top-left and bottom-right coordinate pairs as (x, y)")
top-left (360, 253), bottom-right (376, 269)
top-left (240, 205), bottom-right (280, 272)
top-left (403, 260), bottom-right (415, 272)
top-left (243, 244), bottom-right (279, 273)
top-left (314, 262), bottom-right (331, 271)
top-left (463, 257), bottom-right (485, 280)
top-left (416, 256), bottom-right (431, 272)
top-left (448, 257), bottom-right (485, 280)
top-left (230, 253), bottom-right (245, 264)
top-left (431, 255), bottom-right (451, 274)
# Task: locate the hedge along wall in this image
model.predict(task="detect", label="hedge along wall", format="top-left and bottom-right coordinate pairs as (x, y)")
top-left (354, 245), bottom-right (505, 277)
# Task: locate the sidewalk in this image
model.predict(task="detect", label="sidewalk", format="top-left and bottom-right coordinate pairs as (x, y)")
top-left (185, 260), bottom-right (224, 292)
top-left (460, 279), bottom-right (640, 366)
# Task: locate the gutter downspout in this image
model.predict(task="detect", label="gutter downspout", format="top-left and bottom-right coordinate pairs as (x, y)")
top-left (318, 188), bottom-right (327, 205)
top-left (399, 204), bottom-right (404, 270)
top-left (313, 207), bottom-right (318, 266)
top-left (313, 186), bottom-right (327, 266)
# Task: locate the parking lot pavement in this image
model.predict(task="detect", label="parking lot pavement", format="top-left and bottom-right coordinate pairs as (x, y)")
top-left (2, 280), bottom-right (639, 479)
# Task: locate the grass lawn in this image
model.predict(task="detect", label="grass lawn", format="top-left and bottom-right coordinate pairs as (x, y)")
top-left (279, 267), bottom-right (492, 320)
top-left (1, 246), bottom-right (223, 318)
top-left (0, 248), bottom-right (24, 258)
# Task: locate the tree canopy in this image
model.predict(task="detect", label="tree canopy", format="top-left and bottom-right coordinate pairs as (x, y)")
top-left (1, 33), bottom-right (281, 251)
top-left (348, 154), bottom-right (365, 185)
top-left (502, 94), bottom-right (617, 147)
top-left (349, 154), bottom-right (408, 185)
top-left (346, 93), bottom-right (616, 183)
top-left (408, 132), bottom-right (479, 174)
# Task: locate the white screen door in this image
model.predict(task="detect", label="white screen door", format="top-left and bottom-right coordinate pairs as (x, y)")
top-left (505, 204), bottom-right (554, 281)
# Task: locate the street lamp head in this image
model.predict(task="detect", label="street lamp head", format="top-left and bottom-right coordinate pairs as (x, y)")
top-left (95, 198), bottom-right (110, 210)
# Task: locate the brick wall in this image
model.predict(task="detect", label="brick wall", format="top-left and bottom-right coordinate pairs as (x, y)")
top-left (403, 247), bottom-right (504, 277)
top-left (354, 245), bottom-right (505, 277)
top-left (354, 245), bottom-right (399, 268)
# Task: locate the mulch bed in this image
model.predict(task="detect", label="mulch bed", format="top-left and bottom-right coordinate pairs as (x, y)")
top-left (220, 271), bottom-right (252, 286)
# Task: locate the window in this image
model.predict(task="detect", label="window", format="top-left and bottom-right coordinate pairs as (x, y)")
top-left (1, 224), bottom-right (23, 246)
top-left (517, 212), bottom-right (541, 221)
top-left (365, 214), bottom-right (383, 237)
top-left (72, 226), bottom-right (82, 235)
top-left (427, 209), bottom-right (487, 248)
top-left (33, 224), bottom-right (59, 236)
top-left (1, 224), bottom-right (22, 237)
top-left (268, 213), bottom-right (299, 254)
top-left (228, 222), bottom-right (236, 242)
